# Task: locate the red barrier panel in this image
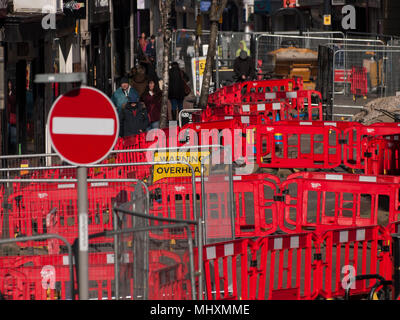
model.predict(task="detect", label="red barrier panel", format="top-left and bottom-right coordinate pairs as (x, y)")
top-left (208, 79), bottom-right (300, 106)
top-left (6, 183), bottom-right (137, 248)
top-left (0, 254), bottom-right (72, 300)
top-left (199, 225), bottom-right (394, 300)
top-left (343, 123), bottom-right (400, 171)
top-left (249, 232), bottom-right (319, 300)
top-left (148, 249), bottom-right (191, 300)
top-left (200, 238), bottom-right (250, 300)
top-left (350, 66), bottom-right (368, 99)
top-left (317, 225), bottom-right (392, 299)
top-left (0, 249), bottom-right (188, 300)
top-left (253, 121), bottom-right (342, 169)
top-left (148, 174), bottom-right (281, 240)
top-left (280, 172), bottom-right (400, 234)
top-left (232, 174), bottom-right (280, 237)
top-left (241, 90), bottom-right (323, 121)
top-left (201, 102), bottom-right (302, 125)
top-left (362, 136), bottom-right (400, 176)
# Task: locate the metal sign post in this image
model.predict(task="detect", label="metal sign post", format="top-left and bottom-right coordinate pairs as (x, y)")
top-left (35, 73), bottom-right (119, 300)
top-left (77, 166), bottom-right (89, 299)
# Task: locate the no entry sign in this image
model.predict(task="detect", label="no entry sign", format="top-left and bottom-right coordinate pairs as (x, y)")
top-left (48, 86), bottom-right (119, 166)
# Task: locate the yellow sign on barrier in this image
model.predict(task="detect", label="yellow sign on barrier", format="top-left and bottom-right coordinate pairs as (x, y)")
top-left (153, 151), bottom-right (210, 182)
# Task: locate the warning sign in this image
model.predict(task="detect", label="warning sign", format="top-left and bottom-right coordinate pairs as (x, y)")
top-left (153, 151), bottom-right (210, 182)
top-left (323, 14), bottom-right (331, 26)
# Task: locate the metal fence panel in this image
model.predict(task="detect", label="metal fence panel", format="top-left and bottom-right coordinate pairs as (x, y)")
top-left (331, 48), bottom-right (400, 120)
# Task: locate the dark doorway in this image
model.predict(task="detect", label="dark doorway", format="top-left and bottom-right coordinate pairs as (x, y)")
top-left (222, 1), bottom-right (239, 32)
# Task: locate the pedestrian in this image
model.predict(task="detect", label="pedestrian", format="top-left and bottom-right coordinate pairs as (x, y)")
top-left (235, 40), bottom-right (251, 57)
top-left (130, 64), bottom-right (149, 98)
top-left (168, 62), bottom-right (190, 121)
top-left (139, 32), bottom-right (148, 55)
top-left (233, 50), bottom-right (255, 82)
top-left (141, 79), bottom-right (162, 130)
top-left (146, 35), bottom-right (157, 68)
top-left (119, 90), bottom-right (149, 137)
top-left (111, 77), bottom-right (139, 115)
top-left (6, 79), bottom-right (16, 154)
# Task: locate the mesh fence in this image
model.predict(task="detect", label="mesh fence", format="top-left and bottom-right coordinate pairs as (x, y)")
top-left (0, 236), bottom-right (74, 300)
top-left (172, 29), bottom-right (211, 85)
top-left (255, 34), bottom-right (385, 90)
top-left (202, 147), bottom-right (234, 245)
top-left (331, 48), bottom-right (400, 117)
top-left (112, 184), bottom-right (196, 300)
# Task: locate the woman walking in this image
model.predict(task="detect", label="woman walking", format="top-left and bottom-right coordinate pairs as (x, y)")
top-left (168, 62), bottom-right (190, 121)
top-left (141, 79), bottom-right (162, 129)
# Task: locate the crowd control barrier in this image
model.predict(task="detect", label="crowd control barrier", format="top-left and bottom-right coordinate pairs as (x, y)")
top-left (199, 224), bottom-right (394, 300)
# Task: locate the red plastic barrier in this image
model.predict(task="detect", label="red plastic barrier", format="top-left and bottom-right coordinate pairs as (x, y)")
top-left (253, 121), bottom-right (342, 169)
top-left (249, 232), bottom-right (319, 300)
top-left (200, 238), bottom-right (250, 300)
top-left (317, 225), bottom-right (392, 299)
top-left (343, 123), bottom-right (400, 171)
top-left (350, 66), bottom-right (368, 98)
top-left (149, 263), bottom-right (191, 300)
top-left (0, 249), bottom-right (188, 300)
top-left (0, 254), bottom-right (73, 300)
top-left (362, 136), bottom-right (400, 175)
top-left (148, 174), bottom-right (281, 240)
top-left (6, 183), bottom-right (137, 248)
top-left (202, 102), bottom-right (303, 125)
top-left (199, 225), bottom-right (394, 300)
top-left (241, 90), bottom-right (323, 121)
top-left (232, 174), bottom-right (280, 237)
top-left (148, 249), bottom-right (191, 300)
top-left (280, 172), bottom-right (400, 234)
top-left (208, 79), bottom-right (300, 106)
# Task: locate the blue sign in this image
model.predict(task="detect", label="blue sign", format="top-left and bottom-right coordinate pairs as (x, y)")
top-left (254, 0), bottom-right (270, 13)
top-left (200, 1), bottom-right (211, 12)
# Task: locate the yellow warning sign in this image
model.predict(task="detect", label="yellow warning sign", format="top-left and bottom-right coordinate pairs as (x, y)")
top-left (323, 14), bottom-right (331, 26)
top-left (153, 151), bottom-right (210, 182)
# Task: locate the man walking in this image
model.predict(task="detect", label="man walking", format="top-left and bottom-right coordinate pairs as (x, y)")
top-left (111, 77), bottom-right (139, 115)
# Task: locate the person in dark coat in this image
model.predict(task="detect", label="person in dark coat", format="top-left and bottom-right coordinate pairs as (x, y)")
top-left (129, 65), bottom-right (149, 98)
top-left (168, 62), bottom-right (189, 121)
top-left (233, 50), bottom-right (255, 82)
top-left (119, 90), bottom-right (149, 137)
top-left (141, 79), bottom-right (162, 130)
top-left (145, 35), bottom-right (157, 67)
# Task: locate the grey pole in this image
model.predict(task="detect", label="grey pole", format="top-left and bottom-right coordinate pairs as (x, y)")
top-left (109, 0), bottom-right (116, 92)
top-left (77, 166), bottom-right (89, 300)
top-left (113, 207), bottom-right (120, 300)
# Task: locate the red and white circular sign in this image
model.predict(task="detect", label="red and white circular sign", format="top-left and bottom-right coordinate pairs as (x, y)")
top-left (47, 86), bottom-right (119, 166)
